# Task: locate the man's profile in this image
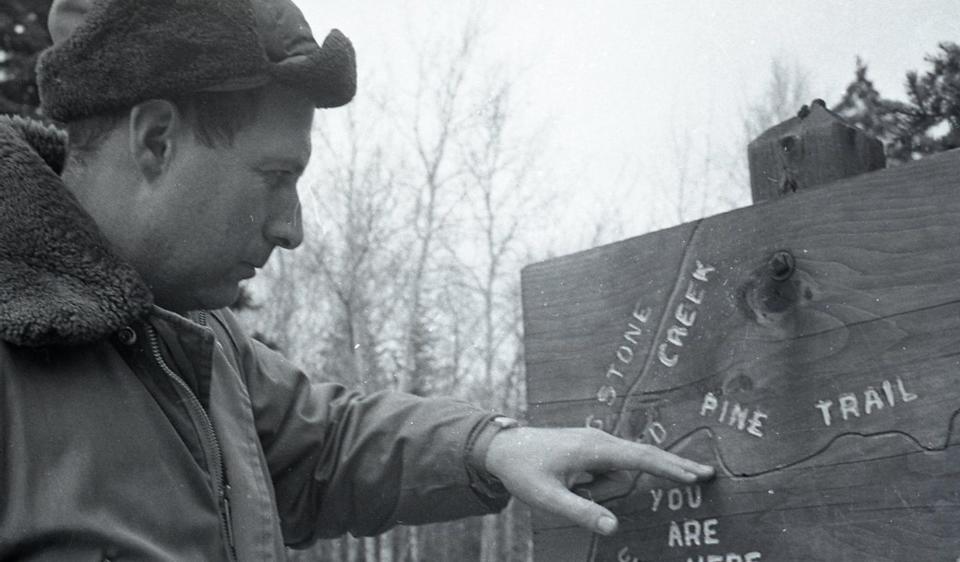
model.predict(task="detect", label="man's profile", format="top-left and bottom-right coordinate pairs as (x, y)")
top-left (0, 0), bottom-right (713, 559)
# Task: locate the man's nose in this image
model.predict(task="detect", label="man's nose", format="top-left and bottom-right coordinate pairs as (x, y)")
top-left (264, 198), bottom-right (304, 250)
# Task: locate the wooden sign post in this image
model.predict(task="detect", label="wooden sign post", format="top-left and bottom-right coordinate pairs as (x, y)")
top-left (522, 102), bottom-right (960, 561)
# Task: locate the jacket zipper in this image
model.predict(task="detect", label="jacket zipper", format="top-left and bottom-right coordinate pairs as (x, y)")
top-left (144, 324), bottom-right (236, 560)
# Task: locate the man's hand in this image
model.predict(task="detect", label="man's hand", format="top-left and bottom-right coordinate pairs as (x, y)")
top-left (484, 426), bottom-right (714, 536)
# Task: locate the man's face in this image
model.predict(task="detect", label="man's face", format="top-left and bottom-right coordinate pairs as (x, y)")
top-left (140, 86), bottom-right (313, 312)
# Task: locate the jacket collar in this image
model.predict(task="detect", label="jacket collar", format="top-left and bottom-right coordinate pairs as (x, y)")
top-left (0, 115), bottom-right (153, 347)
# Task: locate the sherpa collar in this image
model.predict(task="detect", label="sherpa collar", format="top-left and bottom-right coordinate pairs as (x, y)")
top-left (0, 115), bottom-right (153, 347)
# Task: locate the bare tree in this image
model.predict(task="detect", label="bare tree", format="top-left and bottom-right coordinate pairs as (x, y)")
top-left (391, 13), bottom-right (487, 397)
top-left (238, 4), bottom-right (552, 560)
top-left (638, 57), bottom-right (810, 234)
top-left (726, 57), bottom-right (812, 194)
top-left (742, 58), bottom-right (811, 141)
top-left (453, 76), bottom-right (544, 562)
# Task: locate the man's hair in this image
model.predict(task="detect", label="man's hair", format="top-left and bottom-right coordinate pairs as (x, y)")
top-left (65, 88), bottom-right (265, 162)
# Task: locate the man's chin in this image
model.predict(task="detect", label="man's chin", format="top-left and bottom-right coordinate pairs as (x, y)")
top-left (152, 278), bottom-right (250, 313)
top-left (213, 285), bottom-right (245, 311)
top-left (187, 283), bottom-right (243, 313)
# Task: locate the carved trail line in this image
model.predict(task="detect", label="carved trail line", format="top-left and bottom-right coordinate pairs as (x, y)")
top-left (593, 417), bottom-right (960, 510)
top-left (561, 415), bottom-right (960, 562)
top-left (580, 379), bottom-right (960, 559)
top-left (612, 219), bottom-right (705, 438)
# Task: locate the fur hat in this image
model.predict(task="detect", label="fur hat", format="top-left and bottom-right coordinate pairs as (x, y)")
top-left (37, 0), bottom-right (356, 123)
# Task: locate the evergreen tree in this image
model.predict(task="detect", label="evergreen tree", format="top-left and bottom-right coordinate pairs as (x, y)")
top-left (835, 43), bottom-right (960, 165)
top-left (0, 0), bottom-right (52, 117)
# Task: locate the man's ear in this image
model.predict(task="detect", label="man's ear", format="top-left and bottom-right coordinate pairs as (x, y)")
top-left (128, 99), bottom-right (181, 181)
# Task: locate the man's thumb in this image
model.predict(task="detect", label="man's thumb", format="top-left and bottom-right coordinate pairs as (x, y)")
top-left (532, 481), bottom-right (620, 536)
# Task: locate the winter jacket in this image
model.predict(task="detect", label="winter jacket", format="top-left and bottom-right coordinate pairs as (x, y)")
top-left (0, 116), bottom-right (508, 560)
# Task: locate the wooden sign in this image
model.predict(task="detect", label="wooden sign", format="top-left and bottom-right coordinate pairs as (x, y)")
top-left (521, 148), bottom-right (960, 561)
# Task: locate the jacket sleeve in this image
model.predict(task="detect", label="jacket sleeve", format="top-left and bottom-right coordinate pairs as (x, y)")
top-left (209, 310), bottom-right (510, 547)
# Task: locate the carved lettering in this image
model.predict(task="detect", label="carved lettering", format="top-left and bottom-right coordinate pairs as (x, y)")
top-left (700, 393), bottom-right (767, 438)
top-left (668, 488), bottom-right (684, 511)
top-left (618, 546), bottom-right (640, 562)
top-left (687, 485), bottom-right (702, 509)
top-left (815, 377), bottom-right (920, 426)
top-left (693, 260), bottom-right (717, 282)
top-left (666, 325), bottom-right (688, 347)
top-left (606, 364), bottom-right (625, 380)
top-left (702, 518), bottom-right (719, 544)
top-left (669, 518), bottom-right (720, 547)
top-left (651, 485), bottom-right (702, 512)
top-left (657, 259), bottom-right (715, 369)
top-left (685, 280), bottom-right (705, 305)
top-left (863, 387), bottom-right (884, 414)
top-left (618, 547), bottom-right (631, 562)
top-left (633, 304), bottom-right (652, 323)
top-left (624, 323), bottom-right (645, 345)
top-left (898, 377), bottom-right (918, 402)
top-left (598, 303), bottom-right (652, 405)
top-left (815, 399), bottom-right (833, 426)
top-left (650, 488), bottom-right (664, 512)
top-left (597, 385), bottom-right (617, 406)
top-left (687, 555), bottom-right (762, 562)
top-left (683, 520), bottom-right (701, 546)
top-left (658, 344), bottom-right (678, 367)
top-left (668, 521), bottom-right (684, 547)
top-left (882, 379), bottom-right (896, 406)
top-left (728, 403), bottom-right (750, 431)
top-left (647, 421), bottom-right (667, 444)
top-left (838, 393), bottom-right (860, 420)
top-left (700, 392), bottom-right (718, 416)
top-left (746, 410), bottom-right (767, 438)
top-left (675, 302), bottom-right (698, 327)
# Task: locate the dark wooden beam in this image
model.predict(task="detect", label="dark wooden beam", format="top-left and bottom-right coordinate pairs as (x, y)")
top-left (747, 100), bottom-right (885, 203)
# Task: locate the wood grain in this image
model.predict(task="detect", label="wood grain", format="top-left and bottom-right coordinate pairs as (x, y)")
top-left (522, 148), bottom-right (960, 560)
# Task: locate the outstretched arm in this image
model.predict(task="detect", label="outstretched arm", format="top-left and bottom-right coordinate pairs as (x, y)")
top-left (483, 426), bottom-right (715, 536)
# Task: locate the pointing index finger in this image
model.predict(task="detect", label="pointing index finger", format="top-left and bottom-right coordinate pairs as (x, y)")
top-left (590, 435), bottom-right (715, 482)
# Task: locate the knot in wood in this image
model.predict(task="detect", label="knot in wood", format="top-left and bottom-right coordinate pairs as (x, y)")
top-left (769, 250), bottom-right (795, 281)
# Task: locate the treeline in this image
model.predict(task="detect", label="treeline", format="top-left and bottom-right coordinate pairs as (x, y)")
top-left (238, 15), bottom-right (546, 562)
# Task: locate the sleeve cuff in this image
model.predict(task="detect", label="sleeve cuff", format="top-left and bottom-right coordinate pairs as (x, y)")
top-left (463, 414), bottom-right (518, 512)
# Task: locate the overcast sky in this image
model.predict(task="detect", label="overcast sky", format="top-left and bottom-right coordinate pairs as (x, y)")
top-left (298, 1), bottom-right (960, 248)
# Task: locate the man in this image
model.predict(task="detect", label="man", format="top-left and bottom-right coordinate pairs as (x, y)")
top-left (0, 0), bottom-right (714, 559)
